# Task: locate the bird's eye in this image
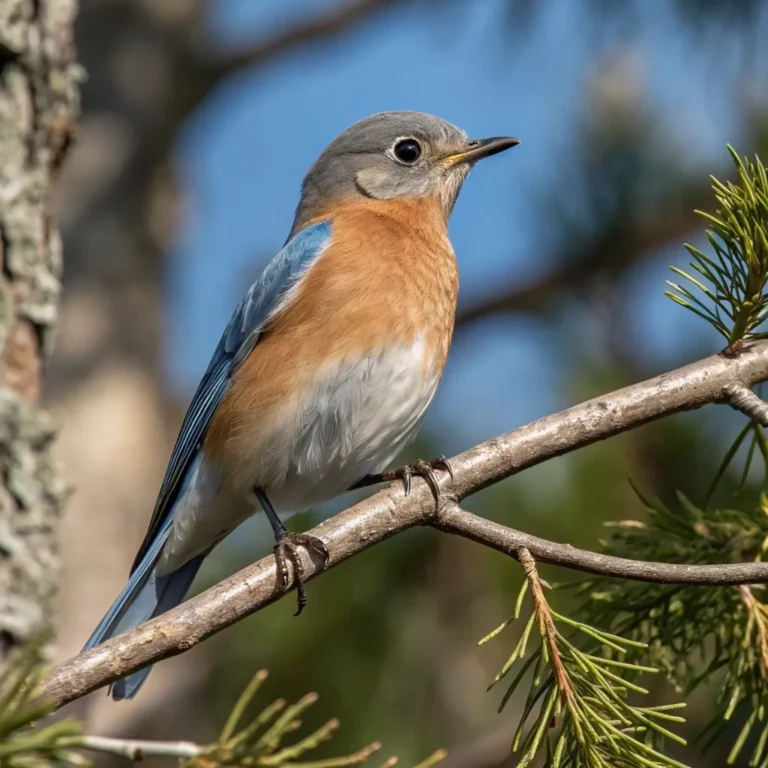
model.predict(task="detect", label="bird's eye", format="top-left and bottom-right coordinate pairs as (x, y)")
top-left (393, 139), bottom-right (422, 164)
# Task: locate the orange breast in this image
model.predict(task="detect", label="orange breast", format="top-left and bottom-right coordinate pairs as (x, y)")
top-left (205, 197), bottom-right (459, 488)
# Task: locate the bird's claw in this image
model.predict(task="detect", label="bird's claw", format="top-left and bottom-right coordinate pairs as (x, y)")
top-left (387, 455), bottom-right (454, 509)
top-left (273, 532), bottom-right (330, 616)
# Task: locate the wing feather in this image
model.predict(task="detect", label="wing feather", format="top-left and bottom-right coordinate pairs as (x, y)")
top-left (130, 220), bottom-right (332, 571)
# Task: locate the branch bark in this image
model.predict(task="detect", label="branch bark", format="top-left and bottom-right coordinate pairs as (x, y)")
top-left (726, 382), bottom-right (768, 426)
top-left (63, 736), bottom-right (202, 761)
top-left (40, 341), bottom-right (768, 708)
top-left (0, 0), bottom-right (77, 658)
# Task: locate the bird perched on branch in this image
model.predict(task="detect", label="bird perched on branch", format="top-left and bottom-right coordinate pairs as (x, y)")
top-left (83, 111), bottom-right (518, 699)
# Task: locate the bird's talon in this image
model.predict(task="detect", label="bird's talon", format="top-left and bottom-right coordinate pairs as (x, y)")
top-left (294, 582), bottom-right (307, 616)
top-left (434, 455), bottom-right (454, 481)
top-left (273, 532), bottom-right (328, 615)
top-left (350, 456), bottom-right (455, 509)
top-left (387, 456), bottom-right (455, 509)
top-left (411, 459), bottom-right (440, 499)
top-left (401, 467), bottom-right (412, 495)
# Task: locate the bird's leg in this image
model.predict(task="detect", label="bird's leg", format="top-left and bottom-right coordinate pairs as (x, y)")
top-left (254, 488), bottom-right (329, 616)
top-left (350, 455), bottom-right (454, 509)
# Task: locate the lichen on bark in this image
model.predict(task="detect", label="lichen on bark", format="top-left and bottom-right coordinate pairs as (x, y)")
top-left (0, 0), bottom-right (78, 658)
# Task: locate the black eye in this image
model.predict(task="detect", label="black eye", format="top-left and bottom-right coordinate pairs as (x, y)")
top-left (393, 139), bottom-right (422, 164)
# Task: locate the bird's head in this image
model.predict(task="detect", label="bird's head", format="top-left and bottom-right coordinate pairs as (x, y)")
top-left (292, 111), bottom-right (518, 233)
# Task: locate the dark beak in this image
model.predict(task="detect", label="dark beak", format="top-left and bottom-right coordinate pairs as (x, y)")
top-left (443, 136), bottom-right (520, 167)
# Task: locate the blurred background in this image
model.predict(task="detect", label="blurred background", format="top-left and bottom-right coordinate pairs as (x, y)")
top-left (50, 0), bottom-right (768, 765)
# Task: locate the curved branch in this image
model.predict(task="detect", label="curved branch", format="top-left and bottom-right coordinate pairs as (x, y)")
top-left (726, 382), bottom-right (768, 426)
top-left (40, 341), bottom-right (768, 709)
top-left (435, 505), bottom-right (768, 584)
top-left (456, 193), bottom-right (706, 327)
top-left (197, 0), bottom-right (410, 91)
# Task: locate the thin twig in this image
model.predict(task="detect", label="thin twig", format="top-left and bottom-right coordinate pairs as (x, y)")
top-left (38, 341), bottom-right (768, 709)
top-left (517, 548), bottom-right (572, 703)
top-left (61, 735), bottom-right (203, 760)
top-left (435, 504), bottom-right (768, 584)
top-left (198, 0), bottom-right (408, 91)
top-left (725, 382), bottom-right (768, 426)
top-left (457, 201), bottom-right (705, 326)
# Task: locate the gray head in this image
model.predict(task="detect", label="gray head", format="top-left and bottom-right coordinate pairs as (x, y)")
top-left (290, 111), bottom-right (518, 236)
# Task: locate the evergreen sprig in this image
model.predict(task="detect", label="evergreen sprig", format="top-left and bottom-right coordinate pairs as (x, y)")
top-left (666, 146), bottom-right (768, 347)
top-left (191, 670), bottom-right (446, 768)
top-left (480, 551), bottom-right (688, 767)
top-left (579, 489), bottom-right (768, 766)
top-left (0, 653), bottom-right (444, 768)
top-left (0, 644), bottom-right (83, 768)
top-left (705, 414), bottom-right (768, 504)
top-left (199, 670), bottom-right (382, 767)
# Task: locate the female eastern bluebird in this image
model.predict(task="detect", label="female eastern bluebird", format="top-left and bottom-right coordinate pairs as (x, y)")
top-left (83, 111), bottom-right (518, 699)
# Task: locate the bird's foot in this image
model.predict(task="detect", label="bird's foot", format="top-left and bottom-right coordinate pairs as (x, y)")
top-left (352, 455), bottom-right (454, 510)
top-left (274, 531), bottom-right (329, 616)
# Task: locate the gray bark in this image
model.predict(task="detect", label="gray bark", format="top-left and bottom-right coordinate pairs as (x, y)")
top-left (0, 0), bottom-right (78, 658)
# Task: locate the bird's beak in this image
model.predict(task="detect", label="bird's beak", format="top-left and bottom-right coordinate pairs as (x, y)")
top-left (442, 137), bottom-right (520, 167)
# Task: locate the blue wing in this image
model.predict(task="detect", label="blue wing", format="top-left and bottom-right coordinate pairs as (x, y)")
top-left (82, 220), bottom-right (333, 698)
top-left (129, 220), bottom-right (333, 572)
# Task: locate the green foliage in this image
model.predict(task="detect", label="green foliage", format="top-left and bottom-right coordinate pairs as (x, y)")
top-left (666, 146), bottom-right (768, 346)
top-left (0, 645), bottom-right (83, 768)
top-left (705, 415), bottom-right (768, 504)
top-left (185, 670), bottom-right (445, 768)
top-left (481, 565), bottom-right (688, 767)
top-left (195, 670), bottom-right (380, 767)
top-left (0, 655), bottom-right (444, 768)
top-left (579, 489), bottom-right (768, 766)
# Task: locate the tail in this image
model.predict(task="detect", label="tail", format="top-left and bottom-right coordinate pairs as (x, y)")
top-left (83, 519), bottom-right (205, 700)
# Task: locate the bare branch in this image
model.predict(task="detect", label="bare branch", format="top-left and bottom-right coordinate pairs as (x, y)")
top-left (435, 505), bottom-right (768, 583)
top-left (197, 0), bottom-right (411, 91)
top-left (39, 341), bottom-right (768, 709)
top-left (457, 196), bottom-right (705, 326)
top-left (725, 382), bottom-right (768, 426)
top-left (63, 736), bottom-right (203, 761)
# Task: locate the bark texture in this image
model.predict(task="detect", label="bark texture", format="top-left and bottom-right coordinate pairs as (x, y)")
top-left (0, 0), bottom-right (77, 659)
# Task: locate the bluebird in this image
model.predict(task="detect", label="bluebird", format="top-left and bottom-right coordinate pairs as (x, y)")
top-left (83, 111), bottom-right (518, 699)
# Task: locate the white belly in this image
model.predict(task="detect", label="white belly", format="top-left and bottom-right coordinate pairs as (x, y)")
top-left (160, 336), bottom-right (440, 572)
top-left (266, 334), bottom-right (439, 509)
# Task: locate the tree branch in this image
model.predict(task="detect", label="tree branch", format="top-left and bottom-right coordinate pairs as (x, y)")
top-left (63, 736), bottom-right (203, 761)
top-left (40, 341), bottom-right (768, 709)
top-left (435, 505), bottom-right (768, 583)
top-left (725, 382), bottom-right (768, 426)
top-left (196, 0), bottom-right (411, 91)
top-left (456, 201), bottom-right (705, 326)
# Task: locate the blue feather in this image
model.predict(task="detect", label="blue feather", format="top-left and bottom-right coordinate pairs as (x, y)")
top-left (133, 220), bottom-right (333, 571)
top-left (82, 220), bottom-right (333, 699)
top-left (109, 555), bottom-right (205, 700)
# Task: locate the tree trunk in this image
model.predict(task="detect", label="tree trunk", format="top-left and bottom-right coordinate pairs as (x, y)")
top-left (0, 0), bottom-right (78, 660)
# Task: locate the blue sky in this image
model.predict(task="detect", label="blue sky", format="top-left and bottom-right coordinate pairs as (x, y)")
top-left (167, 0), bottom-right (748, 455)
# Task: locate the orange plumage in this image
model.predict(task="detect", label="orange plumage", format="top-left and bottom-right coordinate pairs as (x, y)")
top-left (205, 196), bottom-right (458, 496)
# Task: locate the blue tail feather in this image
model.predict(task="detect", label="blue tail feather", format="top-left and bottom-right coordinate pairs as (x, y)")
top-left (110, 556), bottom-right (204, 700)
top-left (83, 516), bottom-right (205, 700)
top-left (83, 518), bottom-right (172, 653)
